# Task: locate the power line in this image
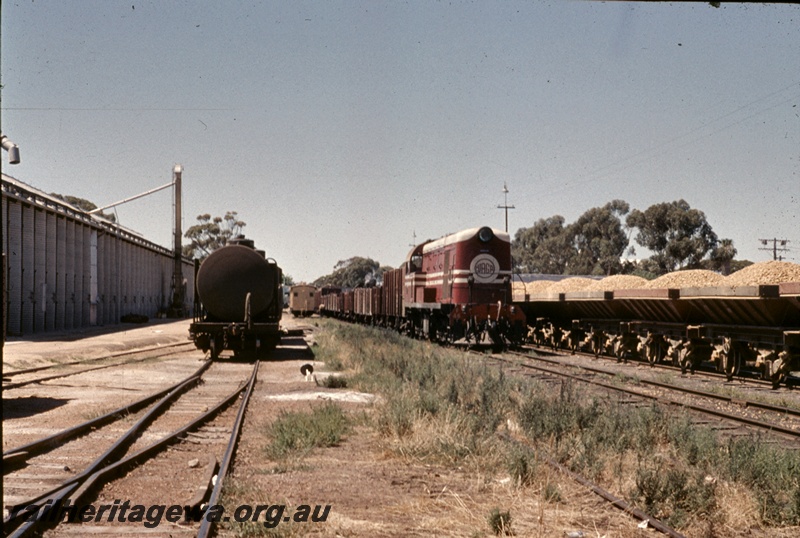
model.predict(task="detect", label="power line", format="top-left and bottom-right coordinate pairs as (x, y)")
top-left (758, 238), bottom-right (790, 261)
top-left (1, 107), bottom-right (231, 111)
top-left (545, 81), bottom-right (800, 196)
top-left (497, 182), bottom-right (515, 233)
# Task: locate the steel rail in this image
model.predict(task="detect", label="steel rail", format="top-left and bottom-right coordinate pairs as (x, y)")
top-left (2, 360), bottom-right (212, 466)
top-left (496, 353), bottom-right (800, 441)
top-left (511, 351), bottom-right (800, 418)
top-left (3, 370), bottom-right (205, 533)
top-left (2, 344), bottom-right (195, 390)
top-left (197, 359), bottom-right (260, 538)
top-left (543, 455), bottom-right (686, 538)
top-left (4, 362), bottom-right (257, 538)
top-left (504, 426), bottom-right (686, 537)
top-left (3, 341), bottom-right (195, 378)
top-left (524, 344), bottom-right (783, 388)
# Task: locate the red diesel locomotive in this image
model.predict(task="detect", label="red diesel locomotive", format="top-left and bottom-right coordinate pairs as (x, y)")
top-left (321, 226), bottom-right (526, 347)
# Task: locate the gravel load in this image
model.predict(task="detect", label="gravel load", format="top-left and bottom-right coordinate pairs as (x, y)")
top-left (521, 281), bottom-right (555, 293)
top-left (643, 269), bottom-right (725, 289)
top-left (512, 261), bottom-right (800, 300)
top-left (724, 261), bottom-right (800, 286)
top-left (512, 281), bottom-right (554, 298)
top-left (548, 277), bottom-right (596, 293)
top-left (584, 275), bottom-right (648, 291)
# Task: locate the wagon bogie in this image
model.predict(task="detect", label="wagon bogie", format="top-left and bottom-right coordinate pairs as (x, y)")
top-left (515, 281), bottom-right (800, 387)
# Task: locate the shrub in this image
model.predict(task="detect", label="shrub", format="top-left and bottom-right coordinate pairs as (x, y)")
top-left (507, 447), bottom-right (537, 487)
top-left (487, 508), bottom-right (513, 536)
top-left (264, 402), bottom-right (350, 460)
top-left (322, 374), bottom-right (348, 389)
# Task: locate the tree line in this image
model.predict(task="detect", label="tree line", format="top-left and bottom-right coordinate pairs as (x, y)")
top-left (57, 192), bottom-right (743, 284)
top-left (512, 199), bottom-right (741, 277)
top-left (175, 198), bottom-right (744, 288)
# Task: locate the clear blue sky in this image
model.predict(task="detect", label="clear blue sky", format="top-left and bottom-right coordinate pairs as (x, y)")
top-left (2, 1), bottom-right (798, 282)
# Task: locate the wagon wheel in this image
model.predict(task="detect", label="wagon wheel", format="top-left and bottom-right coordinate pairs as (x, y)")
top-left (646, 343), bottom-right (658, 366)
top-left (679, 348), bottom-right (692, 374)
top-left (723, 348), bottom-right (742, 382)
top-left (442, 326), bottom-right (456, 346)
top-left (672, 344), bottom-right (686, 367)
top-left (654, 342), bottom-right (666, 366)
top-left (772, 373), bottom-right (785, 390)
top-left (209, 338), bottom-right (219, 360)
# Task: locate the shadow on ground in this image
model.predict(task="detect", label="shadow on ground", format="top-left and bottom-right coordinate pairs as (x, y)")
top-left (3, 395), bottom-right (72, 419)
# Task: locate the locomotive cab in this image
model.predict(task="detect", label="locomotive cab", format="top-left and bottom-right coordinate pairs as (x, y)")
top-left (400, 226), bottom-right (525, 347)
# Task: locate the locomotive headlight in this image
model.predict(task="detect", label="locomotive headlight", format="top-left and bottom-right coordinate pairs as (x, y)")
top-left (478, 227), bottom-right (494, 243)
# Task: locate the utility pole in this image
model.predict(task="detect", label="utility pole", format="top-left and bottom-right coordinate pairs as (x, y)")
top-left (169, 165), bottom-right (184, 317)
top-left (758, 238), bottom-right (790, 261)
top-left (1, 132), bottom-right (21, 377)
top-left (409, 230), bottom-right (416, 248)
top-left (497, 182), bottom-right (515, 233)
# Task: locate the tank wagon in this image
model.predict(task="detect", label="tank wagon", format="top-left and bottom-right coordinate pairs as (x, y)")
top-left (320, 226), bottom-right (527, 347)
top-left (189, 236), bottom-right (283, 359)
top-left (289, 284), bottom-right (318, 317)
top-left (517, 281), bottom-right (800, 388)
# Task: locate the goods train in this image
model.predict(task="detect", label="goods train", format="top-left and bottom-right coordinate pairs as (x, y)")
top-left (517, 280), bottom-right (800, 389)
top-left (189, 236), bottom-right (283, 359)
top-left (320, 226), bottom-right (528, 347)
top-left (314, 222), bottom-right (799, 387)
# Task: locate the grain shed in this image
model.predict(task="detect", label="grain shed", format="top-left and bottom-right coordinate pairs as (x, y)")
top-left (2, 174), bottom-right (195, 336)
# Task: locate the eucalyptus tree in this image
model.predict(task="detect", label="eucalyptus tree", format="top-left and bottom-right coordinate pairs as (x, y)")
top-left (183, 211), bottom-right (246, 260)
top-left (511, 215), bottom-right (570, 274)
top-left (564, 200), bottom-right (630, 275)
top-left (626, 200), bottom-right (718, 274)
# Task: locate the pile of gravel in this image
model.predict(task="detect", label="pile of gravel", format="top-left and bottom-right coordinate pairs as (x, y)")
top-left (511, 262), bottom-right (800, 300)
top-left (514, 281), bottom-right (555, 293)
top-left (548, 277), bottom-right (596, 293)
top-left (584, 275), bottom-right (648, 291)
top-left (724, 261), bottom-right (800, 286)
top-left (512, 281), bottom-right (554, 300)
top-left (643, 269), bottom-right (726, 289)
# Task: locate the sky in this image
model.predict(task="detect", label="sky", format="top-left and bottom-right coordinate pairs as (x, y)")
top-left (1, 1), bottom-right (798, 283)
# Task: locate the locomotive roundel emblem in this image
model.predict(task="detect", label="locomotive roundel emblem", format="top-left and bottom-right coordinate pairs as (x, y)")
top-left (470, 254), bottom-right (499, 283)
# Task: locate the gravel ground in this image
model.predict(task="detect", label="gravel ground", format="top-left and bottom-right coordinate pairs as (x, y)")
top-left (2, 316), bottom-right (658, 537)
top-left (2, 319), bottom-right (195, 371)
top-left (7, 313), bottom-right (800, 537)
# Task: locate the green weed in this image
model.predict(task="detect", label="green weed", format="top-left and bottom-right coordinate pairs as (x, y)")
top-left (263, 402), bottom-right (350, 460)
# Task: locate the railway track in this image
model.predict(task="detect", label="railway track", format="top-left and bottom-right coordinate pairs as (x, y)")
top-left (493, 349), bottom-right (800, 445)
top-left (520, 344), bottom-right (800, 411)
top-left (2, 341), bottom-right (196, 390)
top-left (463, 346), bottom-right (800, 537)
top-left (459, 348), bottom-right (689, 536)
top-left (504, 433), bottom-right (688, 538)
top-left (2, 360), bottom-right (212, 472)
top-left (3, 360), bottom-right (260, 537)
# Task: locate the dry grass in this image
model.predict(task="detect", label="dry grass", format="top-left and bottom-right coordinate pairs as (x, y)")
top-left (284, 320), bottom-right (800, 537)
